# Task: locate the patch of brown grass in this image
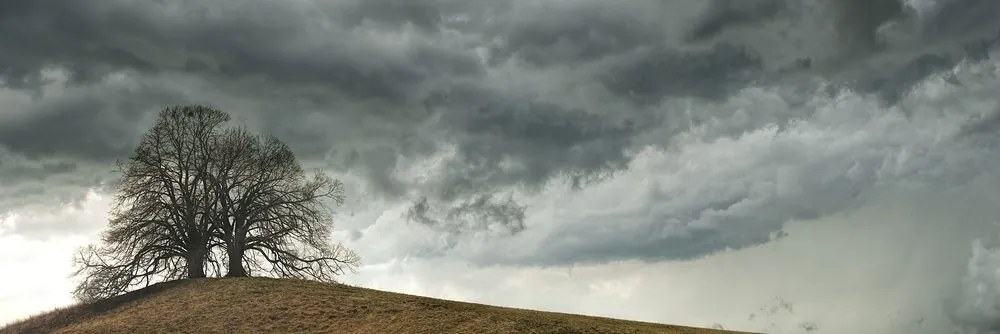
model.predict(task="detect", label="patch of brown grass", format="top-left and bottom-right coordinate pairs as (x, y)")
top-left (0, 278), bottom-right (754, 334)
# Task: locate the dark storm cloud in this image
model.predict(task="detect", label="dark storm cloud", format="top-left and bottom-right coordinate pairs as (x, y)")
top-left (918, 0), bottom-right (1000, 65)
top-left (337, 0), bottom-right (458, 31)
top-left (0, 1), bottom-right (157, 88)
top-left (686, 0), bottom-right (786, 42)
top-left (0, 82), bottom-right (173, 160)
top-left (0, 70), bottom-right (176, 211)
top-left (600, 43), bottom-right (763, 104)
top-left (7, 0), bottom-right (990, 199)
top-left (427, 88), bottom-right (656, 199)
top-left (0, 0), bottom-right (715, 214)
top-left (0, 149), bottom-right (115, 213)
top-left (406, 194), bottom-right (526, 235)
top-left (0, 161), bottom-right (77, 181)
top-left (5, 0), bottom-right (1000, 266)
top-left (828, 0), bottom-right (905, 54)
top-left (698, 0), bottom-right (1000, 104)
top-left (828, 0), bottom-right (1000, 103)
top-left (854, 54), bottom-right (956, 103)
top-left (0, 0), bottom-right (484, 209)
top-left (483, 1), bottom-right (666, 67)
top-left (920, 0), bottom-right (1000, 40)
top-left (0, 0), bottom-right (483, 100)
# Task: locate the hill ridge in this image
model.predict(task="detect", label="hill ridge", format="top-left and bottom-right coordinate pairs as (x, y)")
top-left (1, 278), bottom-right (752, 334)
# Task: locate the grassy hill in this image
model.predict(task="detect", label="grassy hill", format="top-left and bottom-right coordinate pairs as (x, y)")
top-left (0, 278), bottom-right (751, 334)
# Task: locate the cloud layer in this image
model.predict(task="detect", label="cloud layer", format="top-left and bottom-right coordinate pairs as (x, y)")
top-left (4, 0), bottom-right (1000, 332)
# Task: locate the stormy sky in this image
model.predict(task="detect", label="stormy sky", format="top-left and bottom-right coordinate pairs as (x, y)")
top-left (2, 0), bottom-right (1000, 332)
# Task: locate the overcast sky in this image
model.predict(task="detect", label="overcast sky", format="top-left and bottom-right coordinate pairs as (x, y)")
top-left (2, 0), bottom-right (1000, 332)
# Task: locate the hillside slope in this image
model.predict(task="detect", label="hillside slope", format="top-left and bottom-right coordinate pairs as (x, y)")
top-left (1, 278), bottom-right (750, 334)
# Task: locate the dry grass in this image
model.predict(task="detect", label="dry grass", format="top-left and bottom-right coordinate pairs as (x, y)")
top-left (1, 278), bottom-right (753, 334)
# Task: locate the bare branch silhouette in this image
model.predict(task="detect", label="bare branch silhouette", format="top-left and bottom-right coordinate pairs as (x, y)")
top-left (73, 105), bottom-right (358, 302)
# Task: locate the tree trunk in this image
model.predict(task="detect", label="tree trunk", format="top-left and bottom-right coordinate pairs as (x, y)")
top-left (186, 246), bottom-right (206, 279)
top-left (225, 233), bottom-right (247, 277)
top-left (225, 245), bottom-right (246, 277)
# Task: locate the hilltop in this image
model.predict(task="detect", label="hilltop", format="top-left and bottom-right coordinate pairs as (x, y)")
top-left (0, 278), bottom-right (749, 334)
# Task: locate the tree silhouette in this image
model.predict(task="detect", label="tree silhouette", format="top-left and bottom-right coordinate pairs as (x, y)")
top-left (74, 105), bottom-right (359, 302)
top-left (74, 106), bottom-right (227, 301)
top-left (210, 127), bottom-right (359, 279)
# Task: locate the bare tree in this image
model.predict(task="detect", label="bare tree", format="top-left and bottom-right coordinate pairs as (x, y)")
top-left (210, 128), bottom-right (359, 279)
top-left (74, 105), bottom-right (359, 301)
top-left (74, 106), bottom-right (228, 301)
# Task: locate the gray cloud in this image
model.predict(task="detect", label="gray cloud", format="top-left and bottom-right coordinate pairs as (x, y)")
top-left (829, 0), bottom-right (905, 54)
top-left (0, 0), bottom-right (483, 100)
top-left (680, 0), bottom-right (1000, 103)
top-left (0, 150), bottom-right (114, 214)
top-left (920, 0), bottom-right (1000, 40)
top-left (3, 0), bottom-right (1000, 265)
top-left (482, 1), bottom-right (671, 67)
top-left (961, 106), bottom-right (1000, 137)
top-left (855, 53), bottom-right (955, 103)
top-left (600, 43), bottom-right (763, 104)
top-left (4, 0), bottom-right (994, 196)
top-left (0, 1), bottom-right (157, 88)
top-left (431, 89), bottom-right (654, 196)
top-left (815, 0), bottom-right (1000, 103)
top-left (686, 0), bottom-right (786, 42)
top-left (351, 59), bottom-right (1000, 268)
top-left (338, 0), bottom-right (454, 31)
top-left (0, 70), bottom-right (163, 212)
top-left (406, 194), bottom-right (526, 235)
top-left (0, 78), bottom-right (172, 160)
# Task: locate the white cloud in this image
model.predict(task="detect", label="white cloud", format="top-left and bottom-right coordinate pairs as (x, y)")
top-left (951, 232), bottom-right (1000, 333)
top-left (0, 189), bottom-right (110, 326)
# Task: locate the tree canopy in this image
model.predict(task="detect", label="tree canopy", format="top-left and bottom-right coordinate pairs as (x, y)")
top-left (74, 105), bottom-right (359, 302)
